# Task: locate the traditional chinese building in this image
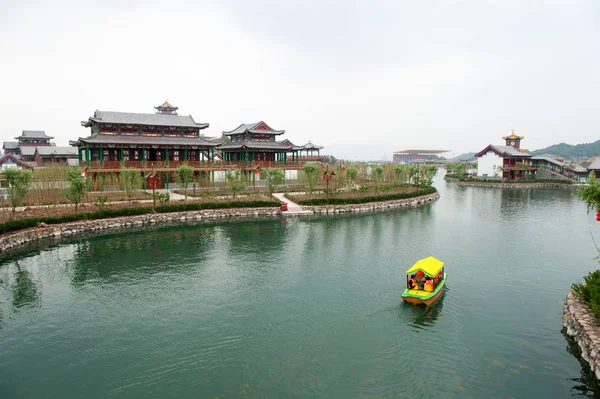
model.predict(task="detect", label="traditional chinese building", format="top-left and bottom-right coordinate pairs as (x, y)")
top-left (219, 121), bottom-right (302, 167)
top-left (2, 130), bottom-right (77, 167)
top-left (75, 101), bottom-right (220, 189)
top-left (475, 130), bottom-right (535, 180)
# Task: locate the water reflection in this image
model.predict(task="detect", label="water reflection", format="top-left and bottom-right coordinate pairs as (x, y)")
top-left (403, 291), bottom-right (446, 331)
top-left (563, 328), bottom-right (600, 398)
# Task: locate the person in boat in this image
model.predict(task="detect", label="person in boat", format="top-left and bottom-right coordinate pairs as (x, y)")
top-left (408, 270), bottom-right (427, 290)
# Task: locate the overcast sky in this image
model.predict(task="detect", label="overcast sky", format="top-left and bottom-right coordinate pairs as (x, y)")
top-left (1, 0), bottom-right (599, 160)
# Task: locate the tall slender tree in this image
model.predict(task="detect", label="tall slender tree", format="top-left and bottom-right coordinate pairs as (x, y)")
top-left (4, 168), bottom-right (33, 213)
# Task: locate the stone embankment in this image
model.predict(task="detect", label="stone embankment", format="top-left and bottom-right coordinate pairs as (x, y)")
top-left (301, 192), bottom-right (440, 214)
top-left (0, 192), bottom-right (440, 253)
top-left (563, 291), bottom-right (600, 379)
top-left (458, 181), bottom-right (576, 189)
top-left (0, 208), bottom-right (279, 253)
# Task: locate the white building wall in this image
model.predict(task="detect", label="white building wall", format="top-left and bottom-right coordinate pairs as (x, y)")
top-left (477, 151), bottom-right (503, 178)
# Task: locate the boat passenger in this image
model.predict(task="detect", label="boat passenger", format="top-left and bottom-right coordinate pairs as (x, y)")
top-left (415, 270), bottom-right (426, 290)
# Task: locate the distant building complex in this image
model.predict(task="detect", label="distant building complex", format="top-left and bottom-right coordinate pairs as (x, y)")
top-left (475, 130), bottom-right (592, 182)
top-left (392, 149), bottom-right (450, 164)
top-left (1, 130), bottom-right (77, 169)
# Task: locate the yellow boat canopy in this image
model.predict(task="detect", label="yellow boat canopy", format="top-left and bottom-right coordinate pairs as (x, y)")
top-left (405, 256), bottom-right (444, 277)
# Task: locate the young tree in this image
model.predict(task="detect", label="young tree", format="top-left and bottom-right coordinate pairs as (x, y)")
top-left (177, 163), bottom-right (194, 203)
top-left (225, 169), bottom-right (246, 198)
top-left (420, 165), bottom-right (438, 187)
top-left (302, 164), bottom-right (320, 196)
top-left (120, 168), bottom-right (143, 204)
top-left (372, 166), bottom-right (384, 193)
top-left (577, 171), bottom-right (600, 214)
top-left (394, 164), bottom-right (407, 184)
top-left (346, 166), bottom-right (358, 190)
top-left (64, 166), bottom-right (87, 209)
top-left (4, 168), bottom-right (33, 213)
top-left (261, 168), bottom-right (284, 196)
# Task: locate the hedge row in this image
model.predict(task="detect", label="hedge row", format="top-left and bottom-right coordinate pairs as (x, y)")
top-left (155, 200), bottom-right (280, 213)
top-left (461, 178), bottom-right (573, 184)
top-left (287, 187), bottom-right (437, 206)
top-left (0, 201), bottom-right (280, 236)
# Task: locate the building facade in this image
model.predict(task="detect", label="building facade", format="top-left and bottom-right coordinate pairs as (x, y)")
top-left (475, 131), bottom-right (535, 180)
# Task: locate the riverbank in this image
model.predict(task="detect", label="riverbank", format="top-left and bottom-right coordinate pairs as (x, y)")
top-left (298, 192), bottom-right (439, 214)
top-left (0, 191), bottom-right (439, 253)
top-left (457, 181), bottom-right (576, 189)
top-left (563, 291), bottom-right (600, 379)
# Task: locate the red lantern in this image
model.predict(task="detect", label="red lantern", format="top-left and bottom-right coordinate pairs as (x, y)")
top-left (322, 174), bottom-right (326, 182)
top-left (329, 175), bottom-right (333, 182)
top-left (255, 169), bottom-right (259, 175)
top-left (596, 210), bottom-right (600, 223)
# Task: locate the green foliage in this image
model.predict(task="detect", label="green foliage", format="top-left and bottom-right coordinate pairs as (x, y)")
top-left (530, 139), bottom-right (600, 158)
top-left (302, 164), bottom-right (321, 196)
top-left (94, 195), bottom-right (109, 210)
top-left (420, 165), bottom-right (438, 187)
top-left (576, 171), bottom-right (600, 213)
top-left (4, 168), bottom-right (33, 212)
top-left (372, 166), bottom-right (384, 193)
top-left (225, 169), bottom-right (246, 198)
top-left (0, 218), bottom-right (39, 234)
top-left (394, 164), bottom-right (408, 184)
top-left (290, 187), bottom-right (437, 206)
top-left (64, 167), bottom-right (87, 209)
top-left (261, 168), bottom-right (284, 195)
top-left (155, 192), bottom-right (170, 204)
top-left (572, 269), bottom-right (600, 322)
top-left (177, 163), bottom-right (194, 202)
top-left (346, 166), bottom-right (358, 188)
top-left (0, 200), bottom-right (281, 235)
top-left (120, 168), bottom-right (143, 204)
top-left (155, 200), bottom-right (280, 213)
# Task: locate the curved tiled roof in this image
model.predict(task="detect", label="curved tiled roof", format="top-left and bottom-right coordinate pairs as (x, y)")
top-left (222, 121), bottom-right (285, 136)
top-left (15, 130), bottom-right (53, 140)
top-left (78, 134), bottom-right (220, 147)
top-left (83, 111), bottom-right (208, 129)
top-left (219, 141), bottom-right (293, 151)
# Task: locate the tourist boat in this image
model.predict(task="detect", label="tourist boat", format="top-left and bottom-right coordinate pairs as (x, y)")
top-left (401, 256), bottom-right (446, 305)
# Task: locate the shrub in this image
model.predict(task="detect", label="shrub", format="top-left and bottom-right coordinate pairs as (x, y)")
top-left (572, 269), bottom-right (600, 322)
top-left (289, 187), bottom-right (437, 205)
top-left (94, 195), bottom-right (109, 210)
top-left (155, 192), bottom-right (170, 204)
top-left (155, 200), bottom-right (279, 213)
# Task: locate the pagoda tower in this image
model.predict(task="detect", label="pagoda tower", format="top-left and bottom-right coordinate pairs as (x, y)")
top-left (502, 129), bottom-right (524, 149)
top-left (154, 100), bottom-right (179, 115)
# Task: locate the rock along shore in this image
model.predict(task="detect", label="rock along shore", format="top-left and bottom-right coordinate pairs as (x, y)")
top-left (563, 291), bottom-right (600, 379)
top-left (301, 192), bottom-right (440, 215)
top-left (0, 192), bottom-right (440, 254)
top-left (457, 181), bottom-right (576, 189)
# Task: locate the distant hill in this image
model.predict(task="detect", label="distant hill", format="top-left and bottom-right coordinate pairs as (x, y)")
top-left (530, 139), bottom-right (600, 158)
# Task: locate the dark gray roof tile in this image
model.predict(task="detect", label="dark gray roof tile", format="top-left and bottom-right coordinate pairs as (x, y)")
top-left (87, 111), bottom-right (209, 129)
top-left (78, 134), bottom-right (220, 147)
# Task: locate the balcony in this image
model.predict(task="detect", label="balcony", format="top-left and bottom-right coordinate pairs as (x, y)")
top-left (85, 160), bottom-right (308, 171)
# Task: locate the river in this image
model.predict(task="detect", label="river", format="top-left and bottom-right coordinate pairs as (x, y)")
top-left (1, 175), bottom-right (599, 398)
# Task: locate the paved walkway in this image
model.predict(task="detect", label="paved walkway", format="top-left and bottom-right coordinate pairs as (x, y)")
top-left (272, 193), bottom-right (313, 216)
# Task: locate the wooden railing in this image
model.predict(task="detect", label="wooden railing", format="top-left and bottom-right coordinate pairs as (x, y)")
top-left (86, 159), bottom-right (308, 170)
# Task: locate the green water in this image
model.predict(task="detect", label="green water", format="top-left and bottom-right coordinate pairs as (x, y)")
top-left (1, 176), bottom-right (599, 398)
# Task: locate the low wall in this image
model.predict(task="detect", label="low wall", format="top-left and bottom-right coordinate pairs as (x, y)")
top-left (563, 291), bottom-right (600, 379)
top-left (302, 192), bottom-right (440, 214)
top-left (458, 181), bottom-right (575, 189)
